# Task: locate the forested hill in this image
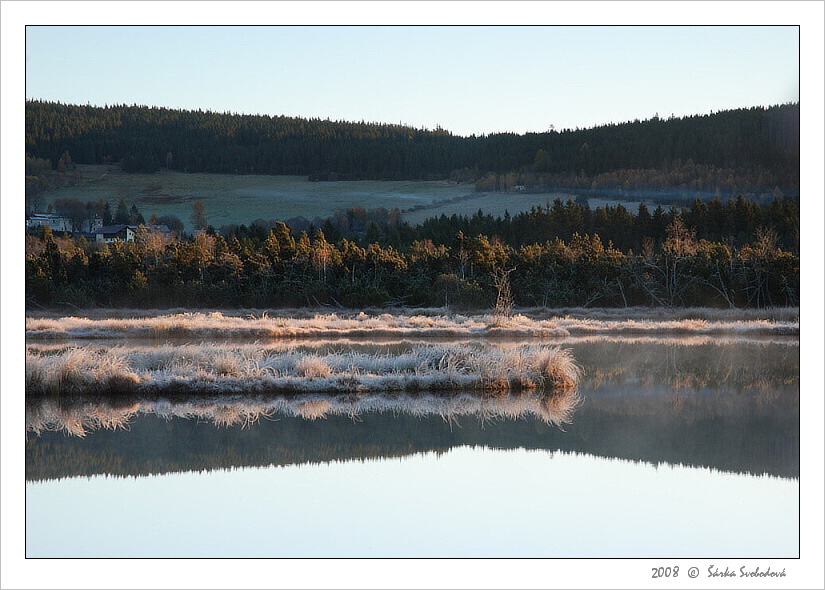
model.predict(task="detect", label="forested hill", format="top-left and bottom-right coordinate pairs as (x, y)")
top-left (25, 100), bottom-right (799, 188)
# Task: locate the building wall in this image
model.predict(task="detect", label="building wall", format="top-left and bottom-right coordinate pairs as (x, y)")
top-left (27, 216), bottom-right (103, 234)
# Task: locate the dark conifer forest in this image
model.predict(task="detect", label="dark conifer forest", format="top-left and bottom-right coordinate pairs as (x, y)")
top-left (25, 100), bottom-right (799, 190)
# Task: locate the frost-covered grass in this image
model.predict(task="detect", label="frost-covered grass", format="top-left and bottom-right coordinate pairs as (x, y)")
top-left (26, 387), bottom-right (582, 437)
top-left (25, 342), bottom-right (581, 396)
top-left (25, 308), bottom-right (799, 340)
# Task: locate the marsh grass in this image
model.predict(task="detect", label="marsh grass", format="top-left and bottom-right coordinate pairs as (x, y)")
top-left (25, 347), bottom-right (141, 395)
top-left (25, 342), bottom-right (581, 397)
top-left (212, 353), bottom-right (241, 377)
top-left (25, 308), bottom-right (798, 341)
top-left (294, 356), bottom-right (333, 379)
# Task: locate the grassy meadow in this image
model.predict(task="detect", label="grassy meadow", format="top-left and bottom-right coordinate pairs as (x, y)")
top-left (39, 165), bottom-right (601, 229)
top-left (41, 165), bottom-right (479, 229)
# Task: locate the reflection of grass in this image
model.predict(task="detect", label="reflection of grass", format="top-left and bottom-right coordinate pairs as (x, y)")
top-left (26, 309), bottom-right (798, 341)
top-left (25, 343), bottom-right (581, 397)
top-left (26, 397), bottom-right (142, 438)
top-left (26, 387), bottom-right (583, 436)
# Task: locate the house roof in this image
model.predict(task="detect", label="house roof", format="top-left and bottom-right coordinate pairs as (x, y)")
top-left (28, 213), bottom-right (69, 220)
top-left (97, 224), bottom-right (136, 235)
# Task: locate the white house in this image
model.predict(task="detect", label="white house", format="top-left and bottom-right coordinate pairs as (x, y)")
top-left (26, 213), bottom-right (103, 234)
top-left (26, 213), bottom-right (72, 233)
top-left (95, 225), bottom-right (137, 244)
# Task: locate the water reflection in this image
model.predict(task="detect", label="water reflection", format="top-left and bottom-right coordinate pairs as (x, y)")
top-left (26, 388), bottom-right (581, 435)
top-left (26, 338), bottom-right (799, 482)
top-left (568, 337), bottom-right (799, 393)
top-left (26, 448), bottom-right (799, 558)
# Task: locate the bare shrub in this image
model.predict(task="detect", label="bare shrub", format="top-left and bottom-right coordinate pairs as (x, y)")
top-left (492, 268), bottom-right (515, 323)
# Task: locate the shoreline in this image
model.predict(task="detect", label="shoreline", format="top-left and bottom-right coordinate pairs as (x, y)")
top-left (26, 307), bottom-right (800, 341)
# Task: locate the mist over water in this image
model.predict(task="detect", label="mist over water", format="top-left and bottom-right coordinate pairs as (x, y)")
top-left (26, 337), bottom-right (798, 480)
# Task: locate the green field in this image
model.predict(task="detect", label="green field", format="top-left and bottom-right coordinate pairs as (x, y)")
top-left (40, 166), bottom-right (646, 230)
top-left (41, 165), bottom-right (475, 230)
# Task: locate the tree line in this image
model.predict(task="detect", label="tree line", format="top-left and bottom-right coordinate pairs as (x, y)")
top-left (229, 193), bottom-right (799, 255)
top-left (26, 100), bottom-right (799, 192)
top-left (412, 195), bottom-right (799, 253)
top-left (26, 194), bottom-right (799, 310)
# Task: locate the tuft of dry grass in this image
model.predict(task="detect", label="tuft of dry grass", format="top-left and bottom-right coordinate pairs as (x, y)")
top-left (294, 356), bottom-right (333, 379)
top-left (25, 347), bottom-right (140, 395)
top-left (532, 347), bottom-right (582, 391)
top-left (212, 353), bottom-right (241, 377)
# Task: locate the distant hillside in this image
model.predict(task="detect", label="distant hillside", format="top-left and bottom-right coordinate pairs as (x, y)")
top-left (25, 100), bottom-right (799, 189)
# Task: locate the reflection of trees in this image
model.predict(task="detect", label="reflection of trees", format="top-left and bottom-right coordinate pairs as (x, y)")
top-left (573, 390), bottom-right (798, 481)
top-left (26, 377), bottom-right (798, 482)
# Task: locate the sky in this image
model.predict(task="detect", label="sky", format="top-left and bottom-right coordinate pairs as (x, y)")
top-left (23, 24), bottom-right (799, 136)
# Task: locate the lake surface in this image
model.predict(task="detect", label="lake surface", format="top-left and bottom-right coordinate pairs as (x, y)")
top-left (25, 337), bottom-right (799, 558)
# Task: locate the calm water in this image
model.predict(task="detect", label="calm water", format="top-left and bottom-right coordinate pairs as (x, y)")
top-left (25, 337), bottom-right (799, 558)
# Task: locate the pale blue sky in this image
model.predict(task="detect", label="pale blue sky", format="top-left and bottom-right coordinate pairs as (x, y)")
top-left (25, 25), bottom-right (799, 136)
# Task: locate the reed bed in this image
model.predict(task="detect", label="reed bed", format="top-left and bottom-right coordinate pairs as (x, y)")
top-left (25, 332), bottom-right (798, 361)
top-left (25, 342), bottom-right (581, 397)
top-left (25, 309), bottom-right (799, 341)
top-left (26, 387), bottom-right (583, 437)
